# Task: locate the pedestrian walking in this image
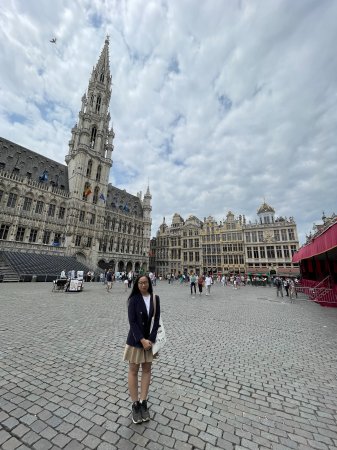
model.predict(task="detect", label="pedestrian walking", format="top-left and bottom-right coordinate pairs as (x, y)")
top-left (190, 273), bottom-right (197, 296)
top-left (289, 279), bottom-right (296, 302)
top-left (205, 274), bottom-right (212, 295)
top-left (275, 277), bottom-right (283, 297)
top-left (106, 270), bottom-right (113, 292)
top-left (123, 275), bottom-right (161, 424)
top-left (197, 274), bottom-right (204, 295)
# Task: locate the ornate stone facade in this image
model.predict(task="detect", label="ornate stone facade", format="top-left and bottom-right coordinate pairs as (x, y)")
top-left (0, 38), bottom-right (151, 273)
top-left (152, 202), bottom-right (299, 277)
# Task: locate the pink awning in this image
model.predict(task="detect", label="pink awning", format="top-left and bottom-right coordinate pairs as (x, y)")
top-left (292, 222), bottom-right (337, 263)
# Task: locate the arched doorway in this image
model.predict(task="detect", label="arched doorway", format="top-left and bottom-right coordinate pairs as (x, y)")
top-left (108, 260), bottom-right (116, 271)
top-left (98, 259), bottom-right (108, 270)
top-left (135, 262), bottom-right (140, 273)
top-left (118, 261), bottom-right (124, 272)
top-left (126, 261), bottom-right (133, 272)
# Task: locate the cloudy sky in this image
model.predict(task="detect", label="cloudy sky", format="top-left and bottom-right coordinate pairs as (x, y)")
top-left (1, 0), bottom-right (336, 244)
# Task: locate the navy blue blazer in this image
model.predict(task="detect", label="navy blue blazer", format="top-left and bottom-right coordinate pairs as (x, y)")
top-left (126, 294), bottom-right (161, 348)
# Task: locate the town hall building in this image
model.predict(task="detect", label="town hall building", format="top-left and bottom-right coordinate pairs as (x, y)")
top-left (0, 38), bottom-right (152, 275)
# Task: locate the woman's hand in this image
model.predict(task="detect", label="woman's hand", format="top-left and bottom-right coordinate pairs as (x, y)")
top-left (141, 339), bottom-right (152, 351)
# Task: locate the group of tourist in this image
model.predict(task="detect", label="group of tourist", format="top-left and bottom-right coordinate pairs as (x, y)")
top-left (274, 276), bottom-right (298, 300)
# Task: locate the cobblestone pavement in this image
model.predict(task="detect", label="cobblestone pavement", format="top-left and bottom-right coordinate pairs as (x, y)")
top-left (1, 281), bottom-right (337, 450)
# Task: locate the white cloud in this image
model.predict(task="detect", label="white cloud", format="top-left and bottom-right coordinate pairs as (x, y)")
top-left (0, 0), bottom-right (336, 244)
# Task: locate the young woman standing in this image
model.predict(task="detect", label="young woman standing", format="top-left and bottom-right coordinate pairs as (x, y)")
top-left (123, 275), bottom-right (161, 423)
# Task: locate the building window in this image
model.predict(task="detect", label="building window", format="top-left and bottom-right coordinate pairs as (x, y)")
top-left (90, 214), bottom-right (96, 225)
top-left (239, 255), bottom-right (244, 264)
top-left (53, 233), bottom-right (62, 245)
top-left (189, 252), bottom-right (193, 262)
top-left (29, 229), bottom-right (38, 243)
top-left (15, 227), bottom-right (25, 242)
top-left (260, 247), bottom-right (266, 258)
top-left (253, 247), bottom-right (259, 258)
top-left (0, 224), bottom-right (10, 240)
top-left (290, 245), bottom-right (297, 256)
top-left (48, 204), bottom-right (56, 217)
top-left (58, 207), bottom-right (65, 219)
top-left (35, 201), bottom-right (44, 214)
top-left (0, 163), bottom-right (5, 170)
top-left (7, 193), bottom-right (17, 208)
top-left (258, 231), bottom-right (263, 242)
top-left (247, 247), bottom-right (252, 258)
top-left (267, 246), bottom-right (275, 258)
top-left (245, 232), bottom-right (251, 243)
top-left (100, 73), bottom-right (104, 82)
top-left (281, 229), bottom-right (287, 241)
top-left (183, 252), bottom-right (187, 262)
top-left (276, 245), bottom-right (282, 258)
top-left (108, 237), bottom-right (114, 251)
top-left (264, 216), bottom-right (270, 224)
top-left (252, 231), bottom-right (257, 242)
top-left (95, 96), bottom-right (101, 113)
top-left (274, 230), bottom-right (280, 241)
top-left (43, 230), bottom-right (51, 244)
top-left (288, 229), bottom-right (295, 240)
top-left (93, 186), bottom-right (99, 204)
top-left (96, 165), bottom-right (102, 182)
top-left (22, 197), bottom-right (32, 212)
top-left (86, 160), bottom-right (93, 177)
top-left (91, 126), bottom-right (97, 147)
top-left (79, 210), bottom-right (85, 222)
top-left (183, 239), bottom-right (187, 248)
top-left (283, 246), bottom-right (290, 258)
top-left (195, 239), bottom-right (199, 247)
top-left (75, 235), bottom-right (81, 246)
top-left (86, 237), bottom-right (92, 248)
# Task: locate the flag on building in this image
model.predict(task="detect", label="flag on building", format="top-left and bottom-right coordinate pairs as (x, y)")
top-left (84, 183), bottom-right (92, 197)
top-left (39, 170), bottom-right (48, 182)
top-left (99, 192), bottom-right (106, 201)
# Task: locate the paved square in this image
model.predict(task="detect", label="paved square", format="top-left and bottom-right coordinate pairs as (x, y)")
top-left (1, 281), bottom-right (337, 449)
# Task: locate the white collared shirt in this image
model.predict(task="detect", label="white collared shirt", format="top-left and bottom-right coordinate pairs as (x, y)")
top-left (142, 295), bottom-right (151, 315)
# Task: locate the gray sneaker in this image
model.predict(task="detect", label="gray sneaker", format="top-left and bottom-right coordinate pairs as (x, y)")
top-left (132, 401), bottom-right (142, 424)
top-left (140, 400), bottom-right (150, 422)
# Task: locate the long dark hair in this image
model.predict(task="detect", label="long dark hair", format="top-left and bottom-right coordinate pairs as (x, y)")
top-left (128, 274), bottom-right (153, 302)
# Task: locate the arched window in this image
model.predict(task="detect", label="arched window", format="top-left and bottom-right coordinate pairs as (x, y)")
top-left (90, 127), bottom-right (97, 148)
top-left (108, 237), bottom-right (114, 252)
top-left (93, 186), bottom-right (99, 204)
top-left (86, 160), bottom-right (92, 177)
top-left (105, 216), bottom-right (110, 229)
top-left (111, 218), bottom-right (116, 231)
top-left (95, 96), bottom-right (101, 113)
top-left (121, 239), bottom-right (125, 252)
top-left (90, 95), bottom-right (94, 106)
top-left (100, 73), bottom-right (104, 82)
top-left (128, 223), bottom-right (132, 234)
top-left (96, 165), bottom-right (102, 182)
top-left (123, 221), bottom-right (126, 233)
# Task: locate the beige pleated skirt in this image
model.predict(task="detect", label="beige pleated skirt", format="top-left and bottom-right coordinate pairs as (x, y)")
top-left (123, 345), bottom-right (157, 364)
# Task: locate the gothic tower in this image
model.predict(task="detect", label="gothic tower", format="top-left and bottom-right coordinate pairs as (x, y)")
top-left (142, 186), bottom-right (152, 258)
top-left (64, 37), bottom-right (115, 260)
top-left (66, 36), bottom-right (114, 200)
